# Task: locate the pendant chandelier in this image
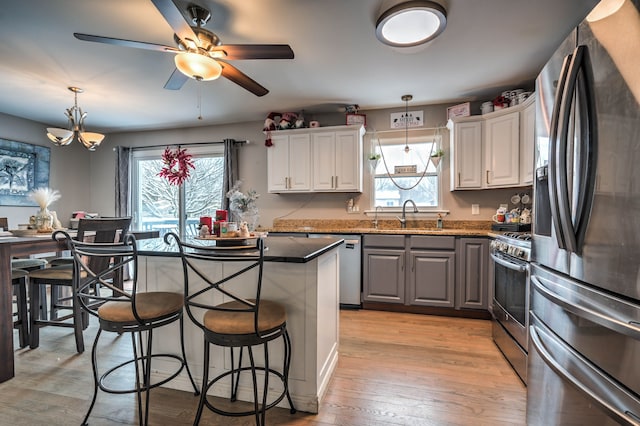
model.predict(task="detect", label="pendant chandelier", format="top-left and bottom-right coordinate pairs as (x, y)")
top-left (46, 87), bottom-right (105, 151)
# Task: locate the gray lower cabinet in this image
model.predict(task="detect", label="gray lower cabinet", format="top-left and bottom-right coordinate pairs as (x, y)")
top-left (363, 234), bottom-right (456, 308)
top-left (363, 234), bottom-right (405, 304)
top-left (363, 234), bottom-right (489, 311)
top-left (362, 248), bottom-right (405, 304)
top-left (455, 237), bottom-right (489, 309)
top-left (408, 250), bottom-right (456, 307)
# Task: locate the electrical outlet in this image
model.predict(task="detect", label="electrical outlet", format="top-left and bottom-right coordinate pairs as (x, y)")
top-left (471, 204), bottom-right (480, 215)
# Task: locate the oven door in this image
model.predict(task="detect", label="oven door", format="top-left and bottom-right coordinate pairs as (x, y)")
top-left (491, 250), bottom-right (530, 350)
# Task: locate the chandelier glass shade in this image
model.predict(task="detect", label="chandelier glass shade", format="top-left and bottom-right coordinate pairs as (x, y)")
top-left (376, 1), bottom-right (447, 47)
top-left (46, 87), bottom-right (105, 151)
top-left (174, 52), bottom-right (223, 81)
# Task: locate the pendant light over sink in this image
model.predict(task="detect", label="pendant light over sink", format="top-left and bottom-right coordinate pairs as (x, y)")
top-left (375, 1), bottom-right (447, 47)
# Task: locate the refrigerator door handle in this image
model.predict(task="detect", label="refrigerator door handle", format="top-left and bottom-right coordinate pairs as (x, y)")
top-left (555, 47), bottom-right (587, 254)
top-left (572, 45), bottom-right (598, 254)
top-left (530, 315), bottom-right (640, 425)
top-left (531, 274), bottom-right (640, 339)
top-left (548, 53), bottom-right (573, 250)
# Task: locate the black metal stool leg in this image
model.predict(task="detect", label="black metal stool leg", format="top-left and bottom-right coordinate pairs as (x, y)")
top-left (194, 338), bottom-right (210, 426)
top-left (82, 328), bottom-right (102, 426)
top-left (247, 346), bottom-right (261, 425)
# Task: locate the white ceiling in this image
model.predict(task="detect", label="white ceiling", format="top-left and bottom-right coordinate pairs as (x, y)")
top-left (0, 0), bottom-right (598, 133)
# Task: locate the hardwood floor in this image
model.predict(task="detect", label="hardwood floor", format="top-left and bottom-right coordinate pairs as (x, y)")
top-left (0, 310), bottom-right (526, 425)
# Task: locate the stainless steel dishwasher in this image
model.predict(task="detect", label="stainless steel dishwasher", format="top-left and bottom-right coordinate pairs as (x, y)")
top-left (308, 234), bottom-right (362, 308)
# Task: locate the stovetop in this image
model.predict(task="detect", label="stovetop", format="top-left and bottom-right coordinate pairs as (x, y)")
top-left (490, 232), bottom-right (531, 262)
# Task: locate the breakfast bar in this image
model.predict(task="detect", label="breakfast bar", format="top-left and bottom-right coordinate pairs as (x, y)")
top-left (135, 235), bottom-right (343, 414)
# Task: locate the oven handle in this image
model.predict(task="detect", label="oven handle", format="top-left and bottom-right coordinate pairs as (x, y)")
top-left (490, 252), bottom-right (527, 272)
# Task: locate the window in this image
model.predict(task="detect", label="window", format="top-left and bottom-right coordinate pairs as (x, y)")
top-left (371, 135), bottom-right (442, 209)
top-left (131, 145), bottom-right (225, 237)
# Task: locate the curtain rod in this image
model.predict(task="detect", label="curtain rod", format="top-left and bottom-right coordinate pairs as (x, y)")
top-left (112, 139), bottom-right (249, 151)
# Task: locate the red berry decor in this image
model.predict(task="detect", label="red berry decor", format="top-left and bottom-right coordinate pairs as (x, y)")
top-left (158, 147), bottom-right (195, 186)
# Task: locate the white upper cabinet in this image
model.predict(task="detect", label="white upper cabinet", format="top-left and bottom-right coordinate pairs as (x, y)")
top-left (267, 133), bottom-right (311, 192)
top-left (520, 99), bottom-right (536, 185)
top-left (448, 120), bottom-right (483, 190)
top-left (267, 124), bottom-right (364, 193)
top-left (484, 111), bottom-right (520, 187)
top-left (313, 129), bottom-right (363, 192)
top-left (448, 94), bottom-right (535, 190)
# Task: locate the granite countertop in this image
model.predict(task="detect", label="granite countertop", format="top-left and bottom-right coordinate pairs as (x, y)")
top-left (136, 236), bottom-right (344, 263)
top-left (262, 219), bottom-right (492, 237)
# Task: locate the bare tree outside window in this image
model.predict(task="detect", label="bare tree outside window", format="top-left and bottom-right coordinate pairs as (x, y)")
top-left (135, 153), bottom-right (224, 236)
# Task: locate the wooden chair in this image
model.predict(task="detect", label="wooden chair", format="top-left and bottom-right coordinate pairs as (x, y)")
top-left (28, 217), bottom-right (132, 352)
top-left (12, 269), bottom-right (29, 348)
top-left (57, 231), bottom-right (198, 425)
top-left (169, 233), bottom-right (296, 425)
top-left (0, 217), bottom-right (49, 319)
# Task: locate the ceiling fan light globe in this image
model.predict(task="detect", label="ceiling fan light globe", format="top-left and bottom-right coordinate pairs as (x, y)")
top-left (175, 52), bottom-right (222, 81)
top-left (79, 132), bottom-right (105, 151)
top-left (46, 128), bottom-right (74, 146)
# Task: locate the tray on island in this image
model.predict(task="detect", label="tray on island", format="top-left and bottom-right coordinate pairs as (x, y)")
top-left (194, 235), bottom-right (258, 248)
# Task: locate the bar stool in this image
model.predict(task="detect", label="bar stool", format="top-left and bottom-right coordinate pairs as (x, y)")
top-left (57, 230), bottom-right (198, 426)
top-left (169, 233), bottom-right (296, 425)
top-left (12, 269), bottom-right (29, 348)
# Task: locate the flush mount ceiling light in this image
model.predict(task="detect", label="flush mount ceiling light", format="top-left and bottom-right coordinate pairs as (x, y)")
top-left (46, 87), bottom-right (105, 151)
top-left (376, 1), bottom-right (447, 47)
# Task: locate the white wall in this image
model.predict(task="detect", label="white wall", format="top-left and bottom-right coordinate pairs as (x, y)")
top-left (1, 102), bottom-right (531, 230)
top-left (88, 102), bottom-right (529, 228)
top-left (0, 113), bottom-right (92, 228)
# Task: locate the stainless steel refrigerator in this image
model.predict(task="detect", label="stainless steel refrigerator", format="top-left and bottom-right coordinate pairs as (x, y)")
top-left (529, 0), bottom-right (640, 424)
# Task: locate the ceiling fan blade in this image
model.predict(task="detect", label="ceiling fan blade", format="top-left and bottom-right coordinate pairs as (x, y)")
top-left (220, 62), bottom-right (268, 97)
top-left (164, 68), bottom-right (189, 90)
top-left (74, 33), bottom-right (178, 53)
top-left (150, 0), bottom-right (198, 42)
top-left (213, 44), bottom-right (294, 60)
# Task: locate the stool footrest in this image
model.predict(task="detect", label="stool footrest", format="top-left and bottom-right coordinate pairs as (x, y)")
top-left (98, 353), bottom-right (186, 395)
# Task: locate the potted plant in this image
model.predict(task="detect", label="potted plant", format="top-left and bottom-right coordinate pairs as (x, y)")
top-left (430, 149), bottom-right (444, 168)
top-left (368, 153), bottom-right (381, 171)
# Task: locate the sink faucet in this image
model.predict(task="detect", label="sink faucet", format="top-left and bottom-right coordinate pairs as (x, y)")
top-left (372, 206), bottom-right (383, 229)
top-left (397, 199), bottom-right (418, 229)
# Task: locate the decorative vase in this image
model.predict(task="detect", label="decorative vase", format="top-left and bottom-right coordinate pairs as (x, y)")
top-left (369, 159), bottom-right (380, 172)
top-left (430, 156), bottom-right (442, 168)
top-left (235, 210), bottom-right (259, 232)
top-left (35, 207), bottom-right (54, 232)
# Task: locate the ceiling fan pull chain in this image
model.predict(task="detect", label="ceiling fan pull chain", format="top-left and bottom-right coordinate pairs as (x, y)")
top-left (197, 83), bottom-right (203, 120)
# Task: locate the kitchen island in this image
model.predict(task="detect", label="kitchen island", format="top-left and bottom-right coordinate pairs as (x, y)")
top-left (135, 236), bottom-right (343, 414)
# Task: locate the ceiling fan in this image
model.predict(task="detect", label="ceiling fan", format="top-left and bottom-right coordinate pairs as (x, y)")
top-left (73, 0), bottom-right (294, 96)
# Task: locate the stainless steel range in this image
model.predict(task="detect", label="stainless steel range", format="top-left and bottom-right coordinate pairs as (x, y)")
top-left (489, 232), bottom-right (531, 384)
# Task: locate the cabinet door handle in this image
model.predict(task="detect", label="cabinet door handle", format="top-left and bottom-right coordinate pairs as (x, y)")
top-left (458, 172), bottom-right (461, 187)
top-left (412, 257), bottom-right (415, 272)
top-left (486, 170), bottom-right (490, 184)
top-left (285, 177), bottom-right (289, 189)
top-left (331, 176), bottom-right (334, 188)
top-left (334, 175), bottom-right (338, 188)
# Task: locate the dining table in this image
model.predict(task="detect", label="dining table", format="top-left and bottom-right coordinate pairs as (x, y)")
top-left (0, 230), bottom-right (159, 383)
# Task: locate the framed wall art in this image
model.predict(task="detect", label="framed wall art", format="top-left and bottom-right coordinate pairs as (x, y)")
top-left (0, 138), bottom-right (50, 206)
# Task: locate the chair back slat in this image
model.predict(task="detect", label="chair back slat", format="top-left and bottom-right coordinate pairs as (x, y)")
top-left (167, 233), bottom-right (265, 336)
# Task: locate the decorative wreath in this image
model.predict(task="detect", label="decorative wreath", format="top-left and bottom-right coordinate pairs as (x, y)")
top-left (157, 147), bottom-right (195, 186)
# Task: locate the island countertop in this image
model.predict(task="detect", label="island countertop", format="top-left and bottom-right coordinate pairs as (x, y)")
top-left (136, 235), bottom-right (344, 263)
